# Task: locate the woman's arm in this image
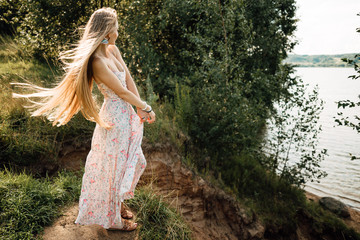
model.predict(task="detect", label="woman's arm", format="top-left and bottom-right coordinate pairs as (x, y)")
top-left (92, 57), bottom-right (147, 110)
top-left (108, 45), bottom-right (140, 99)
top-left (106, 45), bottom-right (156, 125)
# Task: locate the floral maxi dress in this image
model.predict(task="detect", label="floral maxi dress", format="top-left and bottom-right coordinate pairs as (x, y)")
top-left (74, 70), bottom-right (147, 229)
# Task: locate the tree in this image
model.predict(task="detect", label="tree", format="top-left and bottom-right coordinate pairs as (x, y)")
top-left (260, 65), bottom-right (328, 187)
top-left (335, 13), bottom-right (360, 161)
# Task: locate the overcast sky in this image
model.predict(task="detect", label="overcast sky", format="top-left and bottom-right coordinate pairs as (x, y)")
top-left (290, 0), bottom-right (360, 55)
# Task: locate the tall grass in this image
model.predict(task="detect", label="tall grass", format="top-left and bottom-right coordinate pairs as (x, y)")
top-left (0, 166), bottom-right (193, 240)
top-left (0, 166), bottom-right (82, 240)
top-left (127, 183), bottom-right (192, 240)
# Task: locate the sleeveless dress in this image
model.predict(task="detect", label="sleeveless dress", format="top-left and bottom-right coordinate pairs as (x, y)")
top-left (74, 70), bottom-right (147, 229)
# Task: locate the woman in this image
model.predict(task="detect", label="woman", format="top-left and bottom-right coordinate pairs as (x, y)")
top-left (11, 7), bottom-right (155, 231)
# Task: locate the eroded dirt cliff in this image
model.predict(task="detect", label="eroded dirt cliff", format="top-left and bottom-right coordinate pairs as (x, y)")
top-left (39, 140), bottom-right (360, 240)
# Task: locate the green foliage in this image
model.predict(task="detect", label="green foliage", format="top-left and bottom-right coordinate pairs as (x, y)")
top-left (127, 185), bottom-right (192, 240)
top-left (0, 0), bottom-right (23, 35)
top-left (221, 151), bottom-right (306, 234)
top-left (0, 167), bottom-right (82, 239)
top-left (3, 0), bottom-right (301, 173)
top-left (5, 0), bottom-right (326, 188)
top-left (0, 34), bottom-right (33, 62)
top-left (241, 0), bottom-right (299, 112)
top-left (260, 66), bottom-right (328, 186)
top-left (11, 0), bottom-right (98, 62)
top-left (174, 82), bottom-right (193, 138)
top-left (149, 0), bottom-right (299, 180)
top-left (334, 13), bottom-right (360, 160)
top-left (243, 0), bottom-right (298, 70)
top-left (0, 103), bottom-right (95, 167)
top-left (0, 37), bottom-right (96, 167)
top-left (140, 78), bottom-right (182, 148)
top-left (303, 200), bottom-right (360, 239)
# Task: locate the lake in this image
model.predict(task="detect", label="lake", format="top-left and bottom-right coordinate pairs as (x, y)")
top-left (266, 67), bottom-right (360, 211)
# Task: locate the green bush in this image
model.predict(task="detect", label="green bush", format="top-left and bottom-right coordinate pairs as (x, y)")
top-left (221, 151), bottom-right (306, 233)
top-left (12, 0), bottom-right (96, 62)
top-left (0, 103), bottom-right (95, 166)
top-left (0, 0), bottom-right (23, 35)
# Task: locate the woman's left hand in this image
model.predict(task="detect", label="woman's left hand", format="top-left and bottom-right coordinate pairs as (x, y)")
top-left (137, 107), bottom-right (148, 123)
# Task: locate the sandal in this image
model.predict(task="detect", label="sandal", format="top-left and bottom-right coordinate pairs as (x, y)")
top-left (121, 204), bottom-right (134, 219)
top-left (121, 208), bottom-right (134, 219)
top-left (107, 219), bottom-right (138, 231)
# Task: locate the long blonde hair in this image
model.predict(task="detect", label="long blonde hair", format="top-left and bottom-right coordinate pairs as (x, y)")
top-left (11, 7), bottom-right (118, 130)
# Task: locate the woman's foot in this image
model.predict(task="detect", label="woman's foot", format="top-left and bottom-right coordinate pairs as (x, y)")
top-left (121, 204), bottom-right (134, 219)
top-left (107, 219), bottom-right (138, 231)
top-left (121, 209), bottom-right (134, 219)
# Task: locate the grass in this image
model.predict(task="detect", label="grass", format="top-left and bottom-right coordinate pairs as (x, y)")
top-left (0, 94), bottom-right (96, 168)
top-left (302, 200), bottom-right (360, 239)
top-left (127, 183), bottom-right (192, 240)
top-left (0, 166), bottom-right (192, 240)
top-left (0, 166), bottom-right (82, 240)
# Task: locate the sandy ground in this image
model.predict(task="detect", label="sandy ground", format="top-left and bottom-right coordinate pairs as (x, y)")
top-left (38, 202), bottom-right (139, 240)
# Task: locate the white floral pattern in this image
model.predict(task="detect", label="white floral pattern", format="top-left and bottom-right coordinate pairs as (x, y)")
top-left (74, 70), bottom-right (146, 229)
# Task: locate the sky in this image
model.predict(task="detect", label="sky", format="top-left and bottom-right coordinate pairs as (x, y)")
top-left (290, 0), bottom-right (360, 55)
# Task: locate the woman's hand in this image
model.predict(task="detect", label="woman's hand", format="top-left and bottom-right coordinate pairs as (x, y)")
top-left (146, 110), bottom-right (156, 124)
top-left (137, 107), bottom-right (147, 123)
top-left (137, 107), bottom-right (156, 124)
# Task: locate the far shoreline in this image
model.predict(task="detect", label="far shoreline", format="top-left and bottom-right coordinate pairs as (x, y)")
top-left (293, 66), bottom-right (354, 68)
top-left (284, 52), bottom-right (358, 68)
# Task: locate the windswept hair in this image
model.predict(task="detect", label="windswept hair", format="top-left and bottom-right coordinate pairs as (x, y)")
top-left (11, 7), bottom-right (118, 130)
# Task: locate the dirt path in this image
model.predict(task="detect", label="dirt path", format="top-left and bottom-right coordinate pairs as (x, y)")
top-left (39, 201), bottom-right (139, 240)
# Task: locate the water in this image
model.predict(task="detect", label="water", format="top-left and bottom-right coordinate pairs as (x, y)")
top-left (266, 67), bottom-right (360, 211)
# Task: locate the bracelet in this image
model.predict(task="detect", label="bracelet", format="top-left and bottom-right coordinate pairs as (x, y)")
top-left (144, 106), bottom-right (152, 113)
top-left (140, 101), bottom-right (152, 113)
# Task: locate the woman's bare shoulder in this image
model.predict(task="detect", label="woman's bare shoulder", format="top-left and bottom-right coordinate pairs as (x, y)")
top-left (107, 45), bottom-right (122, 58)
